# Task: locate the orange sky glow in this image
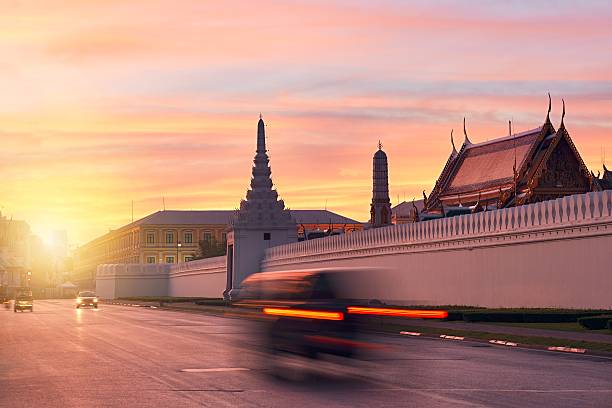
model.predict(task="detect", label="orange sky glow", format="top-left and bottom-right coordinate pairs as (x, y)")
top-left (1, 0), bottom-right (611, 245)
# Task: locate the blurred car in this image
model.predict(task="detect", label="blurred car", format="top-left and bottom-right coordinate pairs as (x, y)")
top-left (2, 296), bottom-right (10, 309)
top-left (14, 291), bottom-right (33, 312)
top-left (239, 269), bottom-right (360, 361)
top-left (76, 291), bottom-right (99, 308)
top-left (237, 268), bottom-right (448, 378)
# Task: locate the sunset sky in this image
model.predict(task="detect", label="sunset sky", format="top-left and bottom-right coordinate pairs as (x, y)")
top-left (1, 0), bottom-right (611, 246)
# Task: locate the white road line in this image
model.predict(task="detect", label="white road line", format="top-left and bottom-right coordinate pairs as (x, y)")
top-left (547, 346), bottom-right (587, 354)
top-left (180, 367), bottom-right (250, 373)
top-left (440, 334), bottom-right (465, 340)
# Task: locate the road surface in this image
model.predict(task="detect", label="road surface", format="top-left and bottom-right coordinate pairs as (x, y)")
top-left (1, 300), bottom-right (610, 407)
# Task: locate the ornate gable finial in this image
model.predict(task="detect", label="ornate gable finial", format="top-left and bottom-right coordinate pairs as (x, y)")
top-left (560, 98), bottom-right (566, 128)
top-left (546, 92), bottom-right (551, 123)
top-left (450, 129), bottom-right (457, 154)
top-left (463, 117), bottom-right (471, 145)
top-left (422, 190), bottom-right (428, 207)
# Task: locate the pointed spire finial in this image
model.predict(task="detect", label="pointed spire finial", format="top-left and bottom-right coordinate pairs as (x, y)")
top-left (560, 98), bottom-right (566, 128)
top-left (259, 112), bottom-right (262, 120)
top-left (463, 117), bottom-right (471, 145)
top-left (378, 140), bottom-right (382, 150)
top-left (546, 93), bottom-right (551, 123)
top-left (257, 114), bottom-right (266, 153)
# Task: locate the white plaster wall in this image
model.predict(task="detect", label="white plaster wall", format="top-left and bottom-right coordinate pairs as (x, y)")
top-left (168, 256), bottom-right (226, 298)
top-left (96, 264), bottom-right (169, 299)
top-left (231, 228), bottom-right (295, 290)
top-left (261, 191), bottom-right (612, 309)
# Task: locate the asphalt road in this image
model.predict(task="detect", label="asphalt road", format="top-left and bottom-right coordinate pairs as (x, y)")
top-left (1, 300), bottom-right (610, 408)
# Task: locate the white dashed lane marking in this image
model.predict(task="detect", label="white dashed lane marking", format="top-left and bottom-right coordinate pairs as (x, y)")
top-left (180, 367), bottom-right (250, 373)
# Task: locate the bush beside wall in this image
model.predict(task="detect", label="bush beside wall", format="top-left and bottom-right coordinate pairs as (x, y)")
top-left (577, 315), bottom-right (612, 330)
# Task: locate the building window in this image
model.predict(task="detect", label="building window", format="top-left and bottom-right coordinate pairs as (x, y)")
top-left (221, 232), bottom-right (227, 243)
top-left (147, 233), bottom-right (155, 244)
top-left (263, 232), bottom-right (271, 241)
top-left (146, 256), bottom-right (156, 264)
top-left (203, 231), bottom-right (212, 243)
top-left (184, 232), bottom-right (193, 244)
top-left (184, 256), bottom-right (194, 262)
top-left (165, 232), bottom-right (174, 244)
top-left (165, 256), bottom-right (175, 264)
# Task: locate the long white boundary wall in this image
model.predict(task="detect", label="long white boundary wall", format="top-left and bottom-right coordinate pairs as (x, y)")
top-left (168, 256), bottom-right (226, 298)
top-left (262, 191), bottom-right (612, 309)
top-left (96, 264), bottom-right (170, 299)
top-left (96, 256), bottom-right (226, 299)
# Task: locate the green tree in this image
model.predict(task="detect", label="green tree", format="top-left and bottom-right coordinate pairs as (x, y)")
top-left (194, 237), bottom-right (226, 260)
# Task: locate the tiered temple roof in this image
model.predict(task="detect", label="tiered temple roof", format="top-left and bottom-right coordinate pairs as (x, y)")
top-left (424, 97), bottom-right (593, 214)
top-left (592, 164), bottom-right (612, 191)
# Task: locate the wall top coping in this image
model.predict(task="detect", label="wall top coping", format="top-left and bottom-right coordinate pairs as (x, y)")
top-left (264, 191), bottom-right (612, 262)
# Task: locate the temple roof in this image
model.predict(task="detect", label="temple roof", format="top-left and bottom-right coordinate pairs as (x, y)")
top-left (445, 127), bottom-right (542, 195)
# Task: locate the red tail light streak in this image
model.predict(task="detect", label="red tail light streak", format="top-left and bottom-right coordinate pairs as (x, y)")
top-left (262, 307), bottom-right (344, 321)
top-left (347, 306), bottom-right (448, 319)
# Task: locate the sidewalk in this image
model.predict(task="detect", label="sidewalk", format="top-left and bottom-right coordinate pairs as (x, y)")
top-left (408, 319), bottom-right (612, 344)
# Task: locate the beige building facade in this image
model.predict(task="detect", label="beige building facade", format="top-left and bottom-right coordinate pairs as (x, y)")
top-left (74, 209), bottom-right (362, 288)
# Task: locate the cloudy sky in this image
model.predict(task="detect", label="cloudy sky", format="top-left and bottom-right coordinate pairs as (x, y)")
top-left (1, 0), bottom-right (611, 245)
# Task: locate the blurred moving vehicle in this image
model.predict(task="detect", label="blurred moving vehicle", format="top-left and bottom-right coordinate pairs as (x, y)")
top-left (14, 290), bottom-right (33, 313)
top-left (76, 291), bottom-right (99, 308)
top-left (237, 268), bottom-right (447, 378)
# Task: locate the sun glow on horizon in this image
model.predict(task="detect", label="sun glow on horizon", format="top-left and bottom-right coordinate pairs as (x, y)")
top-left (1, 1), bottom-right (611, 245)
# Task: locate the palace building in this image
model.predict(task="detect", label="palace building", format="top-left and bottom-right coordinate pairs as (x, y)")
top-left (73, 209), bottom-right (362, 287)
top-left (419, 97), bottom-right (602, 218)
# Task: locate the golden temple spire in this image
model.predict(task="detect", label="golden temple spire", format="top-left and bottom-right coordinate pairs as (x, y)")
top-left (560, 98), bottom-right (566, 129)
top-left (463, 117), bottom-right (471, 145)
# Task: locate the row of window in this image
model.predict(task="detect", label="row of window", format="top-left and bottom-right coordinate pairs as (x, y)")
top-left (146, 255), bottom-right (194, 264)
top-left (145, 231), bottom-right (226, 245)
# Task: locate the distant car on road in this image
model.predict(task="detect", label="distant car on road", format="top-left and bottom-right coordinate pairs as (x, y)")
top-left (14, 291), bottom-right (33, 313)
top-left (76, 291), bottom-right (99, 309)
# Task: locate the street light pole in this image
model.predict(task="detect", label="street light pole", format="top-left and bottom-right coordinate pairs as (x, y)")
top-left (176, 241), bottom-right (182, 263)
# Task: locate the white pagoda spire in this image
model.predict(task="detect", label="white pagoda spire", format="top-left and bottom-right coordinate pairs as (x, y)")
top-left (231, 115), bottom-right (294, 228)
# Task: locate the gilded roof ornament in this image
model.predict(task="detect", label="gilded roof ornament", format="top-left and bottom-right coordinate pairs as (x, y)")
top-left (560, 98), bottom-right (566, 128)
top-left (546, 92), bottom-right (551, 123)
top-left (463, 117), bottom-right (472, 145)
top-left (450, 129), bottom-right (457, 155)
